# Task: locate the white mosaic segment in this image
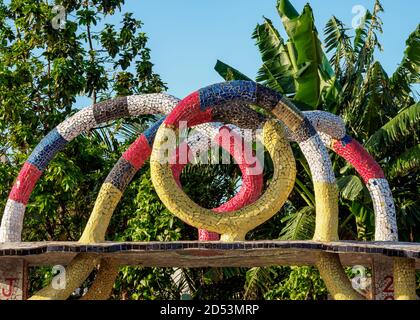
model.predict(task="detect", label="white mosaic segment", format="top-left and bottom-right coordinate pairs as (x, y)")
top-left (127, 93), bottom-right (180, 116)
top-left (195, 123), bottom-right (255, 141)
top-left (188, 132), bottom-right (214, 159)
top-left (56, 107), bottom-right (96, 141)
top-left (188, 125), bottom-right (227, 163)
top-left (191, 123), bottom-right (219, 139)
top-left (0, 200), bottom-right (25, 242)
top-left (284, 111), bottom-right (345, 143)
top-left (367, 178), bottom-right (398, 242)
top-left (299, 136), bottom-right (335, 184)
top-left (228, 126), bottom-right (257, 144)
top-left (318, 132), bottom-right (334, 149)
top-left (188, 118), bottom-right (238, 151)
top-left (304, 111), bottom-right (346, 140)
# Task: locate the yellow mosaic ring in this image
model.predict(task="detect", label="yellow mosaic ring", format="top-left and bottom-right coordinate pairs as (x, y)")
top-left (150, 82), bottom-right (302, 241)
top-left (151, 119), bottom-right (296, 241)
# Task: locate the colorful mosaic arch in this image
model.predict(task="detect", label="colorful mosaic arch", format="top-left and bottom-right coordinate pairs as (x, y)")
top-left (1, 81), bottom-right (415, 300)
top-left (15, 94), bottom-right (266, 299)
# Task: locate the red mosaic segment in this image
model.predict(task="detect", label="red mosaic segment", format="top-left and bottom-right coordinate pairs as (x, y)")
top-left (213, 126), bottom-right (263, 212)
top-left (9, 162), bottom-right (42, 205)
top-left (333, 137), bottom-right (385, 183)
top-left (198, 229), bottom-right (220, 241)
top-left (171, 143), bottom-right (194, 187)
top-left (122, 135), bottom-right (152, 170)
top-left (164, 91), bottom-right (213, 128)
top-left (188, 108), bottom-right (213, 127)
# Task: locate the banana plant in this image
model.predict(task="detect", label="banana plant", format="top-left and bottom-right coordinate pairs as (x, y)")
top-left (214, 0), bottom-right (420, 243)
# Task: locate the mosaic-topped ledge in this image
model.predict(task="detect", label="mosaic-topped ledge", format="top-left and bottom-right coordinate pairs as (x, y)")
top-left (0, 241), bottom-right (419, 268)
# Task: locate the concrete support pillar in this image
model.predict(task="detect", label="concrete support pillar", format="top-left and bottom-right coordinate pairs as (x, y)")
top-left (0, 259), bottom-right (28, 300)
top-left (372, 256), bottom-right (394, 300)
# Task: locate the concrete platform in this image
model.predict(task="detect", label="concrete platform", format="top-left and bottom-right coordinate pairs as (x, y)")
top-left (0, 240), bottom-right (419, 268)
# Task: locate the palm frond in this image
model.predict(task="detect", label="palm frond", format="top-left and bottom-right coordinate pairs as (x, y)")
top-left (90, 125), bottom-right (119, 152)
top-left (118, 116), bottom-right (160, 140)
top-left (353, 11), bottom-right (371, 54)
top-left (386, 144), bottom-right (420, 179)
top-left (86, 114), bottom-right (159, 153)
top-left (279, 206), bottom-right (315, 240)
top-left (244, 267), bottom-right (275, 300)
top-left (337, 175), bottom-right (364, 201)
top-left (359, 62), bottom-right (395, 134)
top-left (252, 17), bottom-right (295, 94)
top-left (365, 102), bottom-right (420, 155)
top-left (324, 16), bottom-right (354, 76)
top-left (390, 24), bottom-right (420, 101)
top-left (257, 62), bottom-right (291, 94)
top-left (214, 60), bottom-right (252, 81)
top-left (345, 61), bottom-right (397, 138)
top-left (353, 2), bottom-right (383, 75)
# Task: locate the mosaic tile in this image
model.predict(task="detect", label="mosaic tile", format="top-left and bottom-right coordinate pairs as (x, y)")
top-left (27, 128), bottom-right (68, 172)
top-left (104, 158), bottom-right (137, 192)
top-left (92, 97), bottom-right (129, 123)
top-left (198, 81), bottom-right (257, 110)
top-left (57, 107), bottom-right (96, 141)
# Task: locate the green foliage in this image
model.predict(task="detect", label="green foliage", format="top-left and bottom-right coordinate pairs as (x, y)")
top-left (264, 266), bottom-right (328, 300)
top-left (279, 206), bottom-right (315, 240)
top-left (0, 0), bottom-right (169, 299)
top-left (244, 267), bottom-right (275, 300)
top-left (277, 1), bottom-right (322, 108)
top-left (337, 175), bottom-right (364, 201)
top-left (386, 144), bottom-right (420, 179)
top-left (214, 60), bottom-right (251, 81)
top-left (324, 16), bottom-right (353, 78)
top-left (252, 17), bottom-right (295, 94)
top-left (390, 24), bottom-right (420, 98)
top-left (365, 103), bottom-right (420, 156)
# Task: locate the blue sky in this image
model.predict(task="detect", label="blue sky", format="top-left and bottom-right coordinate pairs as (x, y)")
top-left (112, 0), bottom-right (419, 99)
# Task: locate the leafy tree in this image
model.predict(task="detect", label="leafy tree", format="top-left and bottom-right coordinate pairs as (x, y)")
top-left (0, 0), bottom-right (171, 296)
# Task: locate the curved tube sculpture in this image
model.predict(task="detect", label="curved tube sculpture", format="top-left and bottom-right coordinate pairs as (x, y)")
top-left (1, 81), bottom-right (415, 300)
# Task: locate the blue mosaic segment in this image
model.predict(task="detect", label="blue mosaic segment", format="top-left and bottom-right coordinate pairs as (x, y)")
top-left (144, 116), bottom-right (166, 145)
top-left (341, 135), bottom-right (353, 147)
top-left (255, 84), bottom-right (283, 110)
top-left (198, 81), bottom-right (257, 111)
top-left (27, 128), bottom-right (68, 172)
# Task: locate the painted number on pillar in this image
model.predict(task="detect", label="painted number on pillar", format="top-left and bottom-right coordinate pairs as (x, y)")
top-left (1, 278), bottom-right (16, 300)
top-left (383, 275), bottom-right (394, 300)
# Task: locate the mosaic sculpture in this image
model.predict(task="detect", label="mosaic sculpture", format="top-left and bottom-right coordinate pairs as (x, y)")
top-left (0, 81), bottom-right (417, 300)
